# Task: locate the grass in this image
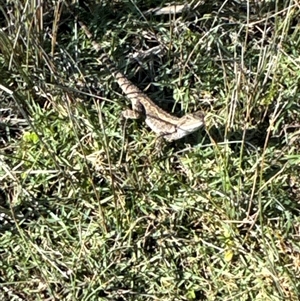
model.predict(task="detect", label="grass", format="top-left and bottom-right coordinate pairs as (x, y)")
top-left (0, 0), bottom-right (300, 300)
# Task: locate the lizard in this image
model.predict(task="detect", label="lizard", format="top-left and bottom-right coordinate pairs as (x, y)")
top-left (77, 20), bottom-right (205, 141)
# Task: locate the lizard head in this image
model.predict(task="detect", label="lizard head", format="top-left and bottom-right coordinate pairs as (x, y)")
top-left (163, 110), bottom-right (205, 141)
top-left (177, 111), bottom-right (205, 133)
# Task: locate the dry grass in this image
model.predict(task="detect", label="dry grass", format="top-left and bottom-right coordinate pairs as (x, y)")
top-left (0, 0), bottom-right (300, 300)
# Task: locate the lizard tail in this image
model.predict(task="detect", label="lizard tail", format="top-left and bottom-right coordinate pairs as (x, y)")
top-left (78, 20), bottom-right (123, 81)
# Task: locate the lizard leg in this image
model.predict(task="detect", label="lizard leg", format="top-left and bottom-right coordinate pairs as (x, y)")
top-left (122, 100), bottom-right (144, 119)
top-left (160, 132), bottom-right (178, 142)
top-left (122, 108), bottom-right (142, 119)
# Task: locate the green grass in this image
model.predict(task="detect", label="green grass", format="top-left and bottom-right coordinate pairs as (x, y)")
top-left (1, 0), bottom-right (300, 300)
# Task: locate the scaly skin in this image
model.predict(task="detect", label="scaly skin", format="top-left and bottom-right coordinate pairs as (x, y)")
top-left (78, 21), bottom-right (205, 141)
